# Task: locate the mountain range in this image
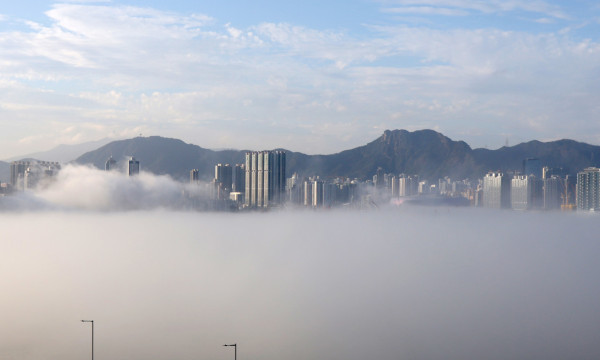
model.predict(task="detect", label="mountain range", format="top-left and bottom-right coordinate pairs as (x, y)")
top-left (74, 129), bottom-right (600, 182)
top-left (2, 129), bottom-right (600, 184)
top-left (3, 138), bottom-right (113, 163)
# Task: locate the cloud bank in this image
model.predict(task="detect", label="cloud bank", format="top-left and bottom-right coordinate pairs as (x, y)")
top-left (0, 2), bottom-right (599, 157)
top-left (1, 164), bottom-right (209, 211)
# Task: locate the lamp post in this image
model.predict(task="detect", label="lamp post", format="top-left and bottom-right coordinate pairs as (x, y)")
top-left (81, 320), bottom-right (94, 360)
top-left (223, 343), bottom-right (237, 360)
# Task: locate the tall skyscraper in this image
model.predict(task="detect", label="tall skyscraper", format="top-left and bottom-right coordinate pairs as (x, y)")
top-left (373, 167), bottom-right (384, 188)
top-left (398, 174), bottom-right (418, 197)
top-left (10, 161), bottom-right (29, 187)
top-left (483, 172), bottom-right (511, 208)
top-left (543, 175), bottom-right (562, 210)
top-left (244, 151), bottom-right (286, 208)
top-left (105, 156), bottom-right (117, 171)
top-left (577, 167), bottom-right (600, 211)
top-left (215, 164), bottom-right (233, 191)
top-left (390, 176), bottom-right (398, 197)
top-left (214, 163), bottom-right (233, 200)
top-left (233, 164), bottom-right (245, 192)
top-left (511, 175), bottom-right (532, 210)
top-left (128, 157), bottom-right (140, 176)
top-left (312, 179), bottom-right (324, 207)
top-left (303, 179), bottom-right (313, 207)
top-left (190, 169), bottom-right (200, 183)
top-left (10, 161), bottom-right (60, 190)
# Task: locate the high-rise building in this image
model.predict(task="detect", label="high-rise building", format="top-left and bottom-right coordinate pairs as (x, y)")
top-left (373, 167), bottom-right (385, 189)
top-left (190, 169), bottom-right (200, 184)
top-left (511, 175), bottom-right (532, 210)
top-left (10, 161), bottom-right (29, 187)
top-left (128, 157), bottom-right (140, 176)
top-left (577, 167), bottom-right (600, 211)
top-left (483, 172), bottom-right (511, 208)
top-left (543, 176), bottom-right (562, 210)
top-left (418, 180), bottom-right (430, 194)
top-left (323, 182), bottom-right (337, 207)
top-left (312, 180), bottom-right (324, 207)
top-left (303, 179), bottom-right (313, 207)
top-left (105, 156), bottom-right (117, 171)
top-left (398, 174), bottom-right (418, 197)
top-left (10, 161), bottom-right (60, 190)
top-left (244, 151), bottom-right (286, 208)
top-left (215, 164), bottom-right (233, 192)
top-left (233, 164), bottom-right (245, 193)
top-left (391, 176), bottom-right (398, 197)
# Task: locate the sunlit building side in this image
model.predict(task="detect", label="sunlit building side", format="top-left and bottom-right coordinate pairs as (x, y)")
top-left (511, 175), bottom-right (532, 210)
top-left (244, 150), bottom-right (286, 208)
top-left (577, 167), bottom-right (600, 211)
top-left (483, 172), bottom-right (511, 209)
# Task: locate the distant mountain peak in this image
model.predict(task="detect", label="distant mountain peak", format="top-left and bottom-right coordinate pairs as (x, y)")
top-left (68, 129), bottom-right (600, 182)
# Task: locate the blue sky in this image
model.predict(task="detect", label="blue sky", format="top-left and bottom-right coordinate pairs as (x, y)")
top-left (0, 0), bottom-right (599, 158)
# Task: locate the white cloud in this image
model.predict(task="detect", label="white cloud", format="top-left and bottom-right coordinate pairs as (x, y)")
top-left (383, 6), bottom-right (470, 16)
top-left (0, 2), bottom-right (598, 157)
top-left (380, 0), bottom-right (570, 19)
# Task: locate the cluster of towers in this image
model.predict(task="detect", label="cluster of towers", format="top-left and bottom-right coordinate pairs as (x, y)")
top-left (195, 150), bottom-right (287, 209)
top-left (478, 159), bottom-right (577, 210)
top-left (105, 156), bottom-right (139, 176)
top-left (9, 160), bottom-right (61, 190)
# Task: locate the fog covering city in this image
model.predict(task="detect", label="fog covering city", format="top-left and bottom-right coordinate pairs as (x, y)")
top-left (0, 166), bottom-right (599, 360)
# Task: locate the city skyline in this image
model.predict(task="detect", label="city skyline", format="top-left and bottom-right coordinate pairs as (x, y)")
top-left (0, 1), bottom-right (599, 159)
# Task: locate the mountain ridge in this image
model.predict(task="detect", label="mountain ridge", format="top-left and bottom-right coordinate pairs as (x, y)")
top-left (72, 130), bottom-right (600, 182)
top-left (3, 138), bottom-right (113, 163)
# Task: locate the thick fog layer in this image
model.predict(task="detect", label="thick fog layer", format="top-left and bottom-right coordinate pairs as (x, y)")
top-left (1, 208), bottom-right (599, 360)
top-left (1, 165), bottom-right (208, 211)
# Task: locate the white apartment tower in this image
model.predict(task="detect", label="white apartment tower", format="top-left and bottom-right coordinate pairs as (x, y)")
top-left (244, 151), bottom-right (286, 208)
top-left (577, 167), bottom-right (600, 211)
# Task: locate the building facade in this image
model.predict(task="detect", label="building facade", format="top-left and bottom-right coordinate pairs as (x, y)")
top-left (483, 172), bottom-right (511, 209)
top-left (577, 167), bottom-right (600, 211)
top-left (244, 150), bottom-right (286, 208)
top-left (105, 156), bottom-right (117, 171)
top-left (233, 164), bottom-right (245, 193)
top-left (128, 157), bottom-right (140, 176)
top-left (10, 161), bottom-right (61, 190)
top-left (511, 175), bottom-right (532, 210)
top-left (543, 176), bottom-right (562, 210)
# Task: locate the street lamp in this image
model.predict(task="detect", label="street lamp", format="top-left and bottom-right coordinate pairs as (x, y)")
top-left (223, 343), bottom-right (237, 360)
top-left (81, 320), bottom-right (94, 360)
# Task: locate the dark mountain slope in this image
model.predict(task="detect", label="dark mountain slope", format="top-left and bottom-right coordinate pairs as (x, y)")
top-left (311, 129), bottom-right (477, 180)
top-left (74, 130), bottom-right (600, 182)
top-left (473, 139), bottom-right (600, 175)
top-left (75, 136), bottom-right (247, 181)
